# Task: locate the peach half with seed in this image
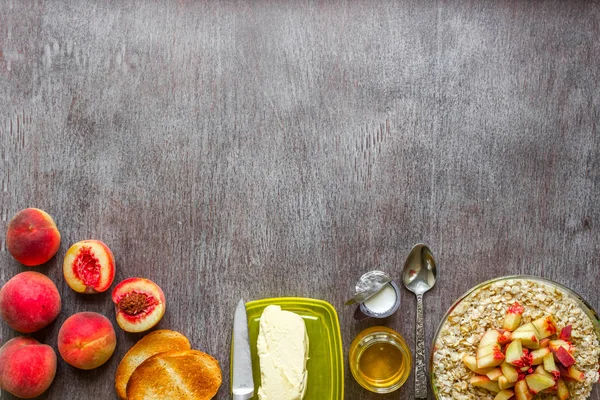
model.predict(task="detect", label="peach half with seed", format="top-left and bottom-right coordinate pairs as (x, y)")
top-left (112, 278), bottom-right (165, 333)
top-left (6, 208), bottom-right (61, 266)
top-left (63, 240), bottom-right (115, 294)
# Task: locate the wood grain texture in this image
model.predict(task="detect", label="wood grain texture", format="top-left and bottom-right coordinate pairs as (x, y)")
top-left (1, 0), bottom-right (599, 399)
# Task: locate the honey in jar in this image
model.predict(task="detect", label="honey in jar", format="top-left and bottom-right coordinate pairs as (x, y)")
top-left (349, 326), bottom-right (412, 393)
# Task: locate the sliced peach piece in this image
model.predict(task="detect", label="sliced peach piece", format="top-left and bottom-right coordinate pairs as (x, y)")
top-left (549, 339), bottom-right (572, 353)
top-left (514, 379), bottom-right (533, 400)
top-left (559, 325), bottom-right (572, 341)
top-left (556, 379), bottom-right (570, 399)
top-left (470, 375), bottom-right (501, 393)
top-left (543, 353), bottom-right (560, 379)
top-left (503, 302), bottom-right (524, 331)
top-left (478, 343), bottom-right (500, 357)
top-left (530, 347), bottom-right (551, 365)
top-left (526, 373), bottom-right (556, 394)
top-left (494, 389), bottom-right (515, 400)
top-left (486, 368), bottom-right (503, 381)
top-left (112, 278), bottom-right (166, 332)
top-left (63, 240), bottom-right (115, 294)
top-left (501, 362), bottom-right (519, 383)
top-left (532, 315), bottom-right (557, 339)
top-left (498, 331), bottom-right (513, 345)
top-left (554, 346), bottom-right (576, 367)
top-left (479, 330), bottom-right (501, 348)
top-left (539, 338), bottom-right (550, 348)
top-left (6, 208), bottom-right (61, 266)
top-left (477, 343), bottom-right (505, 368)
top-left (505, 339), bottom-right (523, 366)
top-left (562, 366), bottom-right (585, 383)
top-left (463, 355), bottom-right (494, 375)
top-left (498, 375), bottom-right (515, 390)
top-left (534, 365), bottom-right (555, 380)
top-left (477, 353), bottom-right (505, 370)
top-left (512, 323), bottom-right (540, 349)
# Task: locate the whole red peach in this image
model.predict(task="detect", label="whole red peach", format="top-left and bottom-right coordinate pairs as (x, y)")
top-left (0, 271), bottom-right (61, 333)
top-left (58, 312), bottom-right (116, 370)
top-left (0, 337), bottom-right (57, 398)
top-left (6, 208), bottom-right (61, 266)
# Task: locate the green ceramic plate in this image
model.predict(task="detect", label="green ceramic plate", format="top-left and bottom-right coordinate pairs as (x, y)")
top-left (244, 297), bottom-right (344, 400)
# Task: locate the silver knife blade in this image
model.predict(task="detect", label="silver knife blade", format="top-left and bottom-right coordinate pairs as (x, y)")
top-left (232, 299), bottom-right (254, 400)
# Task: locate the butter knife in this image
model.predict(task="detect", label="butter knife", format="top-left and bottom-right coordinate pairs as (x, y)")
top-left (232, 299), bottom-right (255, 400)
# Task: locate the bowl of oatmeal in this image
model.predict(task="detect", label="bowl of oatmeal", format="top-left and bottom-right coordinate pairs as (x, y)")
top-left (431, 275), bottom-right (600, 400)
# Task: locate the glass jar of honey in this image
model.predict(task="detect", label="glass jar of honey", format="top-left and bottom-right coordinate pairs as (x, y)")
top-left (349, 326), bottom-right (412, 393)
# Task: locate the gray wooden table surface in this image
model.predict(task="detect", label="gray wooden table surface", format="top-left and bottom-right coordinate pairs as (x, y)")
top-left (1, 1), bottom-right (599, 399)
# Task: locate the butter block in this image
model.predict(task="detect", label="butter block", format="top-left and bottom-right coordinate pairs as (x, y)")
top-left (257, 305), bottom-right (309, 400)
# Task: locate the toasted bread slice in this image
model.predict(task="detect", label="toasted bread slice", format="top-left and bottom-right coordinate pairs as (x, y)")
top-left (126, 349), bottom-right (222, 400)
top-left (115, 330), bottom-right (191, 400)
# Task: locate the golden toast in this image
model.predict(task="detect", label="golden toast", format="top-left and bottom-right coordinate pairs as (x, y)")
top-left (126, 349), bottom-right (222, 400)
top-left (115, 330), bottom-right (191, 400)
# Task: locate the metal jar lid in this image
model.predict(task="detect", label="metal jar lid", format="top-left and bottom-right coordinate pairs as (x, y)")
top-left (345, 270), bottom-right (392, 306)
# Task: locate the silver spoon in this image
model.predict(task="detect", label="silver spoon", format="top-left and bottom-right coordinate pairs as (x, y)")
top-left (402, 243), bottom-right (438, 399)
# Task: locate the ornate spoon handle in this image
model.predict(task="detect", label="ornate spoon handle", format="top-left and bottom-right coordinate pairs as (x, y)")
top-left (415, 293), bottom-right (427, 398)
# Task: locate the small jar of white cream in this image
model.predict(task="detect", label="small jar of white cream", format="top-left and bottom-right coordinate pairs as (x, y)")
top-left (355, 280), bottom-right (401, 319)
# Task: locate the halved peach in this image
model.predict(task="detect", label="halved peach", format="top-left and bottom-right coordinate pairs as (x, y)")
top-left (112, 278), bottom-right (165, 332)
top-left (63, 240), bottom-right (115, 294)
